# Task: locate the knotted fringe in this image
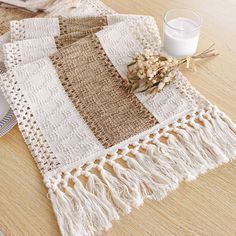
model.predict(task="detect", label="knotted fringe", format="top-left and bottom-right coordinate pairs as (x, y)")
top-left (44, 106), bottom-right (236, 236)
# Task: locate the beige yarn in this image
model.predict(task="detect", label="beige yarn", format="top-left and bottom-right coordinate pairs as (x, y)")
top-left (51, 34), bottom-right (158, 148)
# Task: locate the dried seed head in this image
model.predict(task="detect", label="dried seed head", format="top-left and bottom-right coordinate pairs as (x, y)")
top-left (163, 77), bottom-right (171, 83)
top-left (158, 81), bottom-right (165, 91)
top-left (160, 62), bottom-right (165, 66)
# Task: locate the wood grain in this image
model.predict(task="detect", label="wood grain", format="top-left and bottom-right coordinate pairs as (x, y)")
top-left (0, 0), bottom-right (236, 235)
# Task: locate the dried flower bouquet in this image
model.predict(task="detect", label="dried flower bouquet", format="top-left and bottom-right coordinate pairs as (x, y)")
top-left (125, 44), bottom-right (219, 94)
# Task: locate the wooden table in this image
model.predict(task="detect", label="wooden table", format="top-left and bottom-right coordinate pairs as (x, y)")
top-left (1, 0), bottom-right (236, 235)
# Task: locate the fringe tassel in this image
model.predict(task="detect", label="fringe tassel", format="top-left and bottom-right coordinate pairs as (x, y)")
top-left (85, 174), bottom-right (119, 221)
top-left (45, 109), bottom-right (236, 236)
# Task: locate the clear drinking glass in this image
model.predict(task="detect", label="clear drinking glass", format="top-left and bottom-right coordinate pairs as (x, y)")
top-left (163, 9), bottom-right (202, 57)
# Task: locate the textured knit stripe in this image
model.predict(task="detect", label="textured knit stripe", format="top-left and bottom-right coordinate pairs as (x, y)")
top-left (10, 18), bottom-right (60, 41)
top-left (58, 16), bottom-right (107, 35)
top-left (55, 26), bottom-right (104, 49)
top-left (50, 35), bottom-right (158, 148)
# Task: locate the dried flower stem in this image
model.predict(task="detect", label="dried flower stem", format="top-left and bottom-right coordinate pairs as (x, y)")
top-left (125, 45), bottom-right (219, 94)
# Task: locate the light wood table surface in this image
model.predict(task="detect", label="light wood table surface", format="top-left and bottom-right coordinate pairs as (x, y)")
top-left (1, 0), bottom-right (236, 235)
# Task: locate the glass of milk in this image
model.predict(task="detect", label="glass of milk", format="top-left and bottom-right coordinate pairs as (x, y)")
top-left (163, 9), bottom-right (202, 58)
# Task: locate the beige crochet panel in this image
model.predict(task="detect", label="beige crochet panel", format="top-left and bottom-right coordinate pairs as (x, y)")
top-left (58, 16), bottom-right (107, 34)
top-left (51, 34), bottom-right (158, 148)
top-left (55, 26), bottom-right (104, 48)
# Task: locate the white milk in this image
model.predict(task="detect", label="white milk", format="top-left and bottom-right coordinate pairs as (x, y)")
top-left (164, 17), bottom-right (200, 57)
top-left (0, 90), bottom-right (9, 121)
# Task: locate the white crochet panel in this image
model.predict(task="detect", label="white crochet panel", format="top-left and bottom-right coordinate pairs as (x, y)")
top-left (96, 17), bottom-right (161, 78)
top-left (10, 18), bottom-right (60, 41)
top-left (3, 37), bottom-right (57, 69)
top-left (10, 57), bottom-right (105, 167)
top-left (96, 20), bottom-right (194, 122)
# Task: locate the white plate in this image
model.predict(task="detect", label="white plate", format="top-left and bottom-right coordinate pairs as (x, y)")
top-left (0, 33), bottom-right (17, 137)
top-left (0, 108), bottom-right (17, 137)
top-left (0, 77), bottom-right (17, 137)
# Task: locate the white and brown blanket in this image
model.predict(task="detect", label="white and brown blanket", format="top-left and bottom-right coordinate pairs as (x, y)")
top-left (0, 1), bottom-right (236, 236)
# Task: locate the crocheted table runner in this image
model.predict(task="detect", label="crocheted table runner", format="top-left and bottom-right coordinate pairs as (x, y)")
top-left (1, 2), bottom-right (236, 236)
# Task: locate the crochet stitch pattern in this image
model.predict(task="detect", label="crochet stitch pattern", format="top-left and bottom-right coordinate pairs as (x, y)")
top-left (51, 34), bottom-right (158, 148)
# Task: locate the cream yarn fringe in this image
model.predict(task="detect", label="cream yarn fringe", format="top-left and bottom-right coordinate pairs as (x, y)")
top-left (44, 105), bottom-right (236, 236)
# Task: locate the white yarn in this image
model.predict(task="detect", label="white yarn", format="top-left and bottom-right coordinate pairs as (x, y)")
top-left (44, 109), bottom-right (236, 236)
top-left (3, 37), bottom-right (57, 69)
top-left (10, 18), bottom-right (60, 41)
top-left (9, 57), bottom-right (105, 166)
